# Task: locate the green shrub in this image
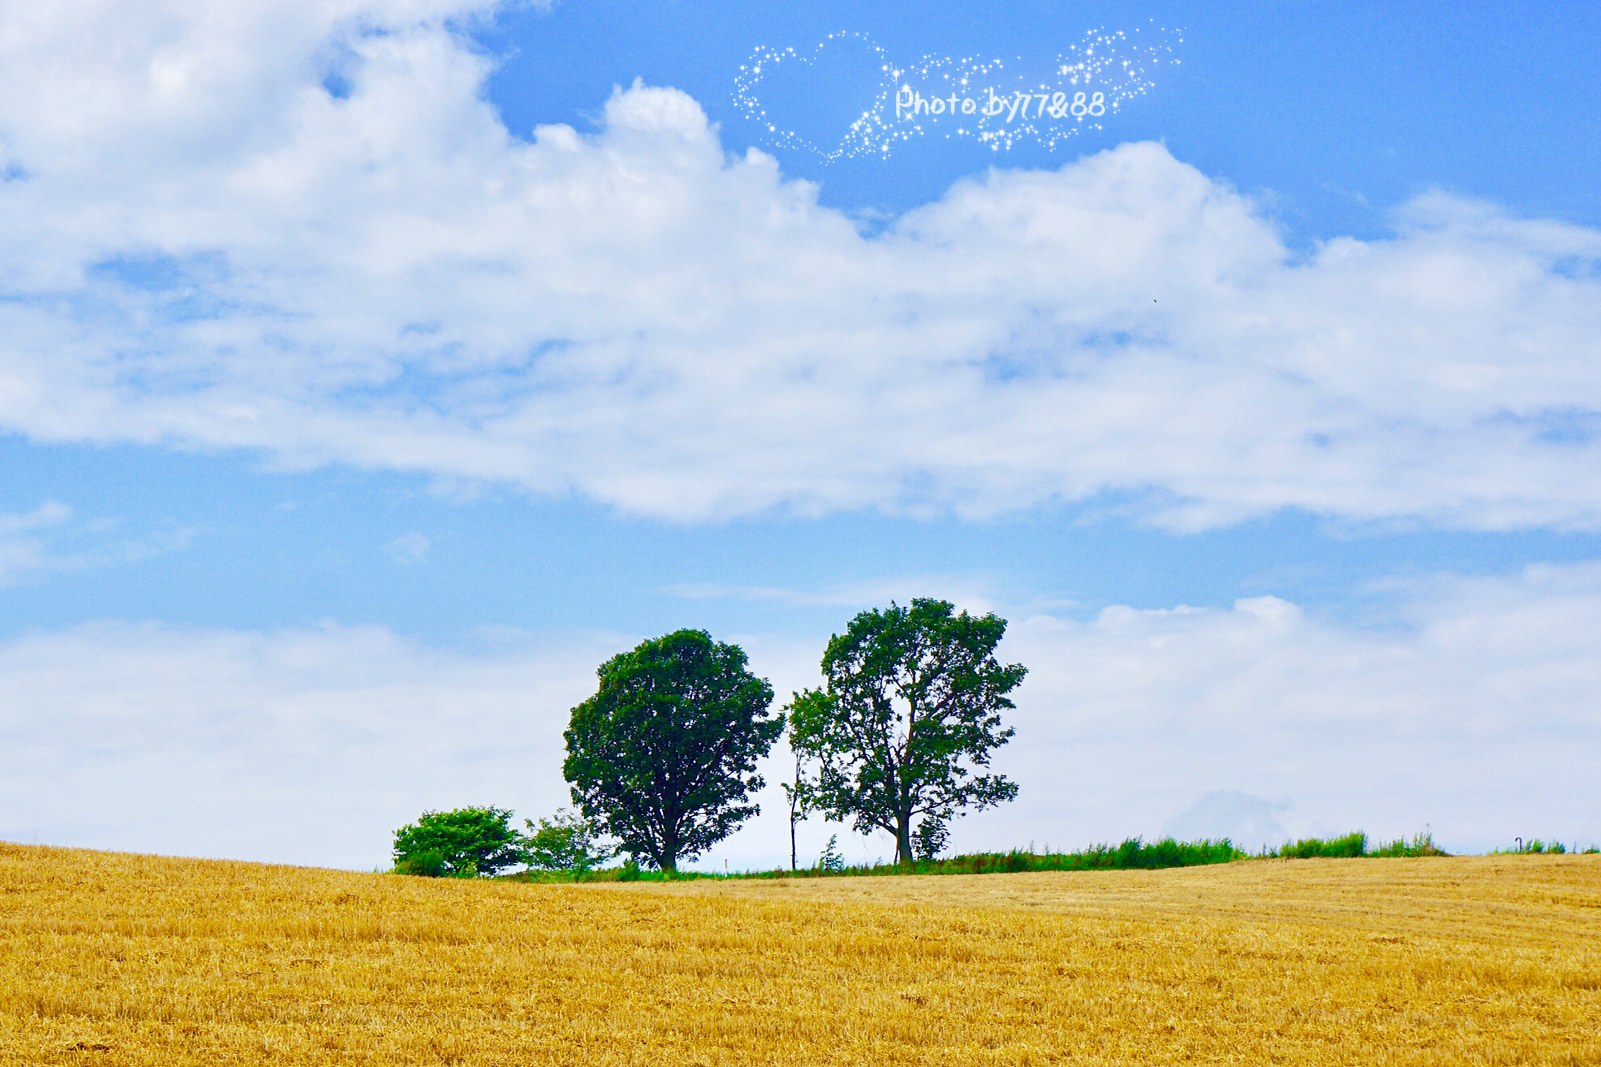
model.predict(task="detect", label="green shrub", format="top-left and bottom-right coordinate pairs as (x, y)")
top-left (817, 834), bottom-right (846, 872)
top-left (1259, 831), bottom-right (1447, 860)
top-left (393, 849), bottom-right (449, 877)
top-left (523, 808), bottom-right (611, 873)
top-left (736, 838), bottom-right (1243, 879)
top-left (1495, 838), bottom-right (1568, 854)
top-left (1272, 832), bottom-right (1369, 859)
top-left (1368, 831), bottom-right (1448, 857)
top-left (393, 806), bottom-right (523, 878)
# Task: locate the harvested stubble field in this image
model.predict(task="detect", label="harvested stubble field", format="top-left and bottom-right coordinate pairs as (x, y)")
top-left (2, 844), bottom-right (1599, 1065)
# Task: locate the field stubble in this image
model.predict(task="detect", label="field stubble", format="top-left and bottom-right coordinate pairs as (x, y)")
top-left (2, 843), bottom-right (1598, 1065)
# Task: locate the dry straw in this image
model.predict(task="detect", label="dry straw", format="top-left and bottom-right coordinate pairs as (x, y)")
top-left (3, 842), bottom-right (1598, 1064)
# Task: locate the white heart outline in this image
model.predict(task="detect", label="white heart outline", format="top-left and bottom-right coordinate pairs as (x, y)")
top-left (733, 31), bottom-right (900, 163)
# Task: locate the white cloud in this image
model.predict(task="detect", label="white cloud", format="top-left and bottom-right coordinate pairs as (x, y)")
top-left (4, 564), bottom-right (1598, 869)
top-left (384, 531), bottom-right (431, 564)
top-left (0, 501), bottom-right (73, 585)
top-left (0, 621), bottom-right (623, 869)
top-left (0, 502), bottom-right (71, 534)
top-left (0, 500), bottom-right (193, 586)
top-left (958, 565), bottom-right (1601, 857)
top-left (0, 1), bottom-right (1598, 528)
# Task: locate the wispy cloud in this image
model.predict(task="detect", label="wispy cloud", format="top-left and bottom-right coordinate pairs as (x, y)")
top-left (0, 501), bottom-right (71, 535)
top-left (0, 500), bottom-right (193, 586)
top-left (384, 531), bottom-right (431, 565)
top-left (0, 501), bottom-right (72, 585)
top-left (0, 2), bottom-right (1598, 528)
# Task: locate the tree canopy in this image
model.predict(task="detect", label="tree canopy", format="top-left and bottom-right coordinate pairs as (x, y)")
top-left (522, 808), bottom-right (612, 873)
top-left (563, 629), bottom-right (783, 871)
top-left (788, 598), bottom-right (1025, 864)
top-left (392, 805), bottom-right (523, 877)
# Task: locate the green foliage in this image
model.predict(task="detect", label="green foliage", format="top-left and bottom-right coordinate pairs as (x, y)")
top-left (727, 829), bottom-right (1457, 882)
top-left (502, 857), bottom-right (737, 884)
top-left (789, 598), bottom-right (1025, 865)
top-left (1060, 837), bottom-right (1242, 871)
top-left (1259, 830), bottom-right (1448, 859)
top-left (912, 816), bottom-right (950, 861)
top-left (734, 838), bottom-right (1244, 879)
top-left (392, 806), bottom-right (523, 877)
top-left (563, 629), bottom-right (784, 871)
top-left (1367, 831), bottom-right (1449, 857)
top-left (1271, 832), bottom-right (1370, 859)
top-left (1494, 838), bottom-right (1569, 854)
top-left (393, 849), bottom-right (447, 878)
top-left (817, 834), bottom-right (845, 872)
top-left (522, 808), bottom-right (612, 873)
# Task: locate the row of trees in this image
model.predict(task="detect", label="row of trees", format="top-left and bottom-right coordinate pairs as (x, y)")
top-left (393, 597), bottom-right (1027, 875)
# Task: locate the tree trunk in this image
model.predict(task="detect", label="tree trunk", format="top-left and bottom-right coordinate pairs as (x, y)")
top-left (789, 749), bottom-right (802, 872)
top-left (659, 825), bottom-right (679, 873)
top-left (654, 835), bottom-right (678, 873)
top-left (894, 811), bottom-right (914, 866)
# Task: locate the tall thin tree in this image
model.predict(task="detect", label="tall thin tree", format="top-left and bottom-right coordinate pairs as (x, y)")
top-left (788, 598), bottom-right (1025, 865)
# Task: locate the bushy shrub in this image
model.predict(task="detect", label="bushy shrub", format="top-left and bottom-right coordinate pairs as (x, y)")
top-left (1275, 832), bottom-right (1368, 859)
top-left (523, 808), bottom-right (612, 873)
top-left (1369, 831), bottom-right (1448, 857)
top-left (393, 849), bottom-right (448, 877)
top-left (393, 806), bottom-right (523, 877)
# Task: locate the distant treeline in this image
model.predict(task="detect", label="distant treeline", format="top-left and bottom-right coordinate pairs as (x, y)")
top-left (742, 830), bottom-right (1447, 877)
top-left (502, 830), bottom-right (1465, 883)
top-left (750, 837), bottom-right (1246, 878)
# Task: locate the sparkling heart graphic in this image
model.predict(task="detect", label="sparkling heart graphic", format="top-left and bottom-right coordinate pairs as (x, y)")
top-left (735, 26), bottom-right (1182, 161)
top-left (733, 32), bottom-right (899, 162)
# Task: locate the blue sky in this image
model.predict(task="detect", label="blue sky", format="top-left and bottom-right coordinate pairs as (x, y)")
top-left (2, 0), bottom-right (1599, 869)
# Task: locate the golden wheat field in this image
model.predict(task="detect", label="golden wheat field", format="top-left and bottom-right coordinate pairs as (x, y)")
top-left (2, 844), bottom-right (1599, 1066)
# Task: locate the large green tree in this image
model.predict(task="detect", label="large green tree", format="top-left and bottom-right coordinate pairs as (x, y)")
top-left (563, 629), bottom-right (783, 872)
top-left (788, 598), bottom-right (1025, 865)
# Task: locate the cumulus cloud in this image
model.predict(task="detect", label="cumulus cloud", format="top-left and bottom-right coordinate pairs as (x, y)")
top-left (5, 565), bottom-right (1598, 868)
top-left (0, 1), bottom-right (1598, 528)
top-left (958, 564), bottom-right (1601, 857)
